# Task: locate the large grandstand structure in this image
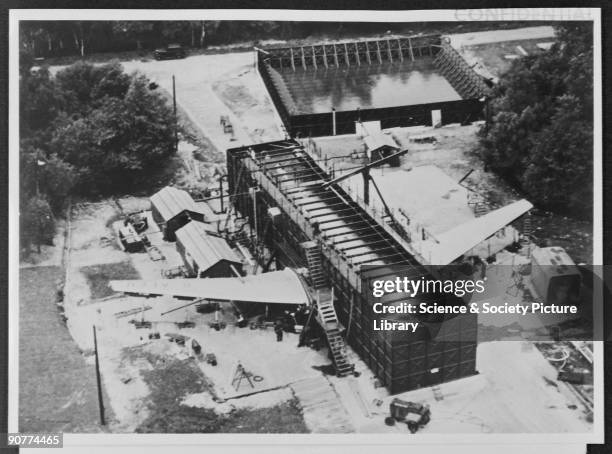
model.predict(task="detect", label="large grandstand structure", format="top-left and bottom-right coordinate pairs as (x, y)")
top-left (257, 35), bottom-right (489, 137)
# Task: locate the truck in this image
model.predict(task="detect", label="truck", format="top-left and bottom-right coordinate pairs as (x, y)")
top-left (153, 44), bottom-right (187, 60)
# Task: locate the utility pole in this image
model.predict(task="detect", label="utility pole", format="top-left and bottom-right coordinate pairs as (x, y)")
top-left (219, 174), bottom-right (227, 213)
top-left (93, 325), bottom-right (106, 426)
top-left (34, 154), bottom-right (46, 196)
top-left (332, 107), bottom-right (336, 136)
top-left (172, 75), bottom-right (178, 152)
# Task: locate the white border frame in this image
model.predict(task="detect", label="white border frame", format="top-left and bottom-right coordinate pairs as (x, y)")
top-left (8, 7), bottom-right (604, 447)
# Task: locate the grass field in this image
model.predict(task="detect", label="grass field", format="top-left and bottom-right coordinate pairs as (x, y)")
top-left (80, 261), bottom-right (141, 299)
top-left (134, 352), bottom-right (308, 433)
top-left (19, 266), bottom-right (114, 432)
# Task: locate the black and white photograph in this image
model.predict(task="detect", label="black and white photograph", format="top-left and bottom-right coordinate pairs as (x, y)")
top-left (6, 6), bottom-right (607, 451)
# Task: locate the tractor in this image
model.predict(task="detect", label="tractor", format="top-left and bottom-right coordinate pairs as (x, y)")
top-left (384, 398), bottom-right (431, 433)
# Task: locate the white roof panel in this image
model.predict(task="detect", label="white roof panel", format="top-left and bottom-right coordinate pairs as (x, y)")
top-left (110, 269), bottom-right (310, 306)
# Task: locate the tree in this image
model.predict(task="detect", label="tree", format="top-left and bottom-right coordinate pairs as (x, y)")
top-left (20, 143), bottom-right (78, 212)
top-left (479, 23), bottom-right (593, 218)
top-left (20, 60), bottom-right (176, 255)
top-left (54, 60), bottom-right (131, 111)
top-left (21, 196), bottom-right (55, 253)
top-left (20, 66), bottom-right (66, 135)
top-left (48, 65), bottom-right (175, 195)
top-left (521, 95), bottom-right (593, 213)
top-left (112, 21), bottom-right (155, 50)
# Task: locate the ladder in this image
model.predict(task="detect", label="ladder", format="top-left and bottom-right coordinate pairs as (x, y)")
top-left (521, 211), bottom-right (533, 242)
top-left (234, 230), bottom-right (252, 250)
top-left (316, 290), bottom-right (354, 377)
top-left (302, 241), bottom-right (327, 289)
top-left (519, 211), bottom-right (533, 257)
top-left (474, 202), bottom-right (488, 217)
top-left (468, 192), bottom-right (487, 217)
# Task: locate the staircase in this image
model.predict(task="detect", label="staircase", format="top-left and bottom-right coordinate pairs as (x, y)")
top-left (316, 290), bottom-right (354, 377)
top-left (302, 241), bottom-right (327, 289)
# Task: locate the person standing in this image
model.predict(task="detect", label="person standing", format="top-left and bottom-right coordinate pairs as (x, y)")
top-left (274, 322), bottom-right (283, 342)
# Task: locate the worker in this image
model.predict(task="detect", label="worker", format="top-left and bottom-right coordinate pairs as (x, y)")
top-left (274, 322), bottom-right (283, 342)
top-left (298, 324), bottom-right (311, 347)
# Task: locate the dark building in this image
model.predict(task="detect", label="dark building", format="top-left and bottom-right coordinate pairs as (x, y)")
top-left (257, 35), bottom-right (489, 137)
top-left (227, 139), bottom-right (477, 394)
top-left (175, 221), bottom-right (243, 278)
top-left (150, 186), bottom-right (205, 241)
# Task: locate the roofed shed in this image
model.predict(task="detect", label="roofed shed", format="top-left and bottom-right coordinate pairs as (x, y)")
top-left (176, 221), bottom-right (243, 278)
top-left (531, 246), bottom-right (581, 305)
top-left (150, 186), bottom-right (205, 241)
top-left (364, 133), bottom-right (401, 166)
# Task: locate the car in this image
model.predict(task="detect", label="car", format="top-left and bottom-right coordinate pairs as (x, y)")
top-left (153, 44), bottom-right (187, 60)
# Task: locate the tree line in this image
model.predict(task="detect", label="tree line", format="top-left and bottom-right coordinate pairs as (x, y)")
top-left (479, 23), bottom-right (593, 219)
top-left (20, 20), bottom-right (545, 59)
top-left (20, 58), bottom-right (176, 253)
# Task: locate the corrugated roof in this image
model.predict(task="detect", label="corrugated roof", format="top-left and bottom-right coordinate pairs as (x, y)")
top-left (364, 133), bottom-right (398, 152)
top-left (176, 221), bottom-right (242, 274)
top-left (150, 186), bottom-right (201, 221)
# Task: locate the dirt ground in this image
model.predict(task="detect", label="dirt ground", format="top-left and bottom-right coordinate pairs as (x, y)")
top-left (460, 38), bottom-right (555, 81)
top-left (119, 53), bottom-right (285, 153)
top-left (51, 196), bottom-right (320, 432)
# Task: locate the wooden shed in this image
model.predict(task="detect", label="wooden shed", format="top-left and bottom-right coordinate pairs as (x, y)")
top-left (364, 133), bottom-right (401, 166)
top-left (175, 221), bottom-right (243, 278)
top-left (150, 186), bottom-right (205, 241)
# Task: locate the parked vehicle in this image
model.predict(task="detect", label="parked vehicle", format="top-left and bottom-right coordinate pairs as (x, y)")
top-left (384, 398), bottom-right (431, 433)
top-left (153, 44), bottom-right (187, 60)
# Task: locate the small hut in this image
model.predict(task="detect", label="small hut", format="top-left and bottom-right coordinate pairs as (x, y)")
top-left (150, 186), bottom-right (205, 241)
top-left (364, 133), bottom-right (401, 166)
top-left (176, 221), bottom-right (243, 278)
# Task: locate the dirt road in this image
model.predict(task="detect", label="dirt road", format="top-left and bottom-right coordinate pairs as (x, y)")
top-left (121, 53), bottom-right (284, 153)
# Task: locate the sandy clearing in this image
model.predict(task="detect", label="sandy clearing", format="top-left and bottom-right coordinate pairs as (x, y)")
top-left (448, 26), bottom-right (555, 49)
top-left (352, 341), bottom-right (592, 434)
top-left (182, 387), bottom-right (295, 414)
top-left (120, 53), bottom-right (284, 153)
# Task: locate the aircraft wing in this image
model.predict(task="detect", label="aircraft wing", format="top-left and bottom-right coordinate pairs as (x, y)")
top-left (110, 269), bottom-right (310, 306)
top-left (419, 199), bottom-right (533, 266)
